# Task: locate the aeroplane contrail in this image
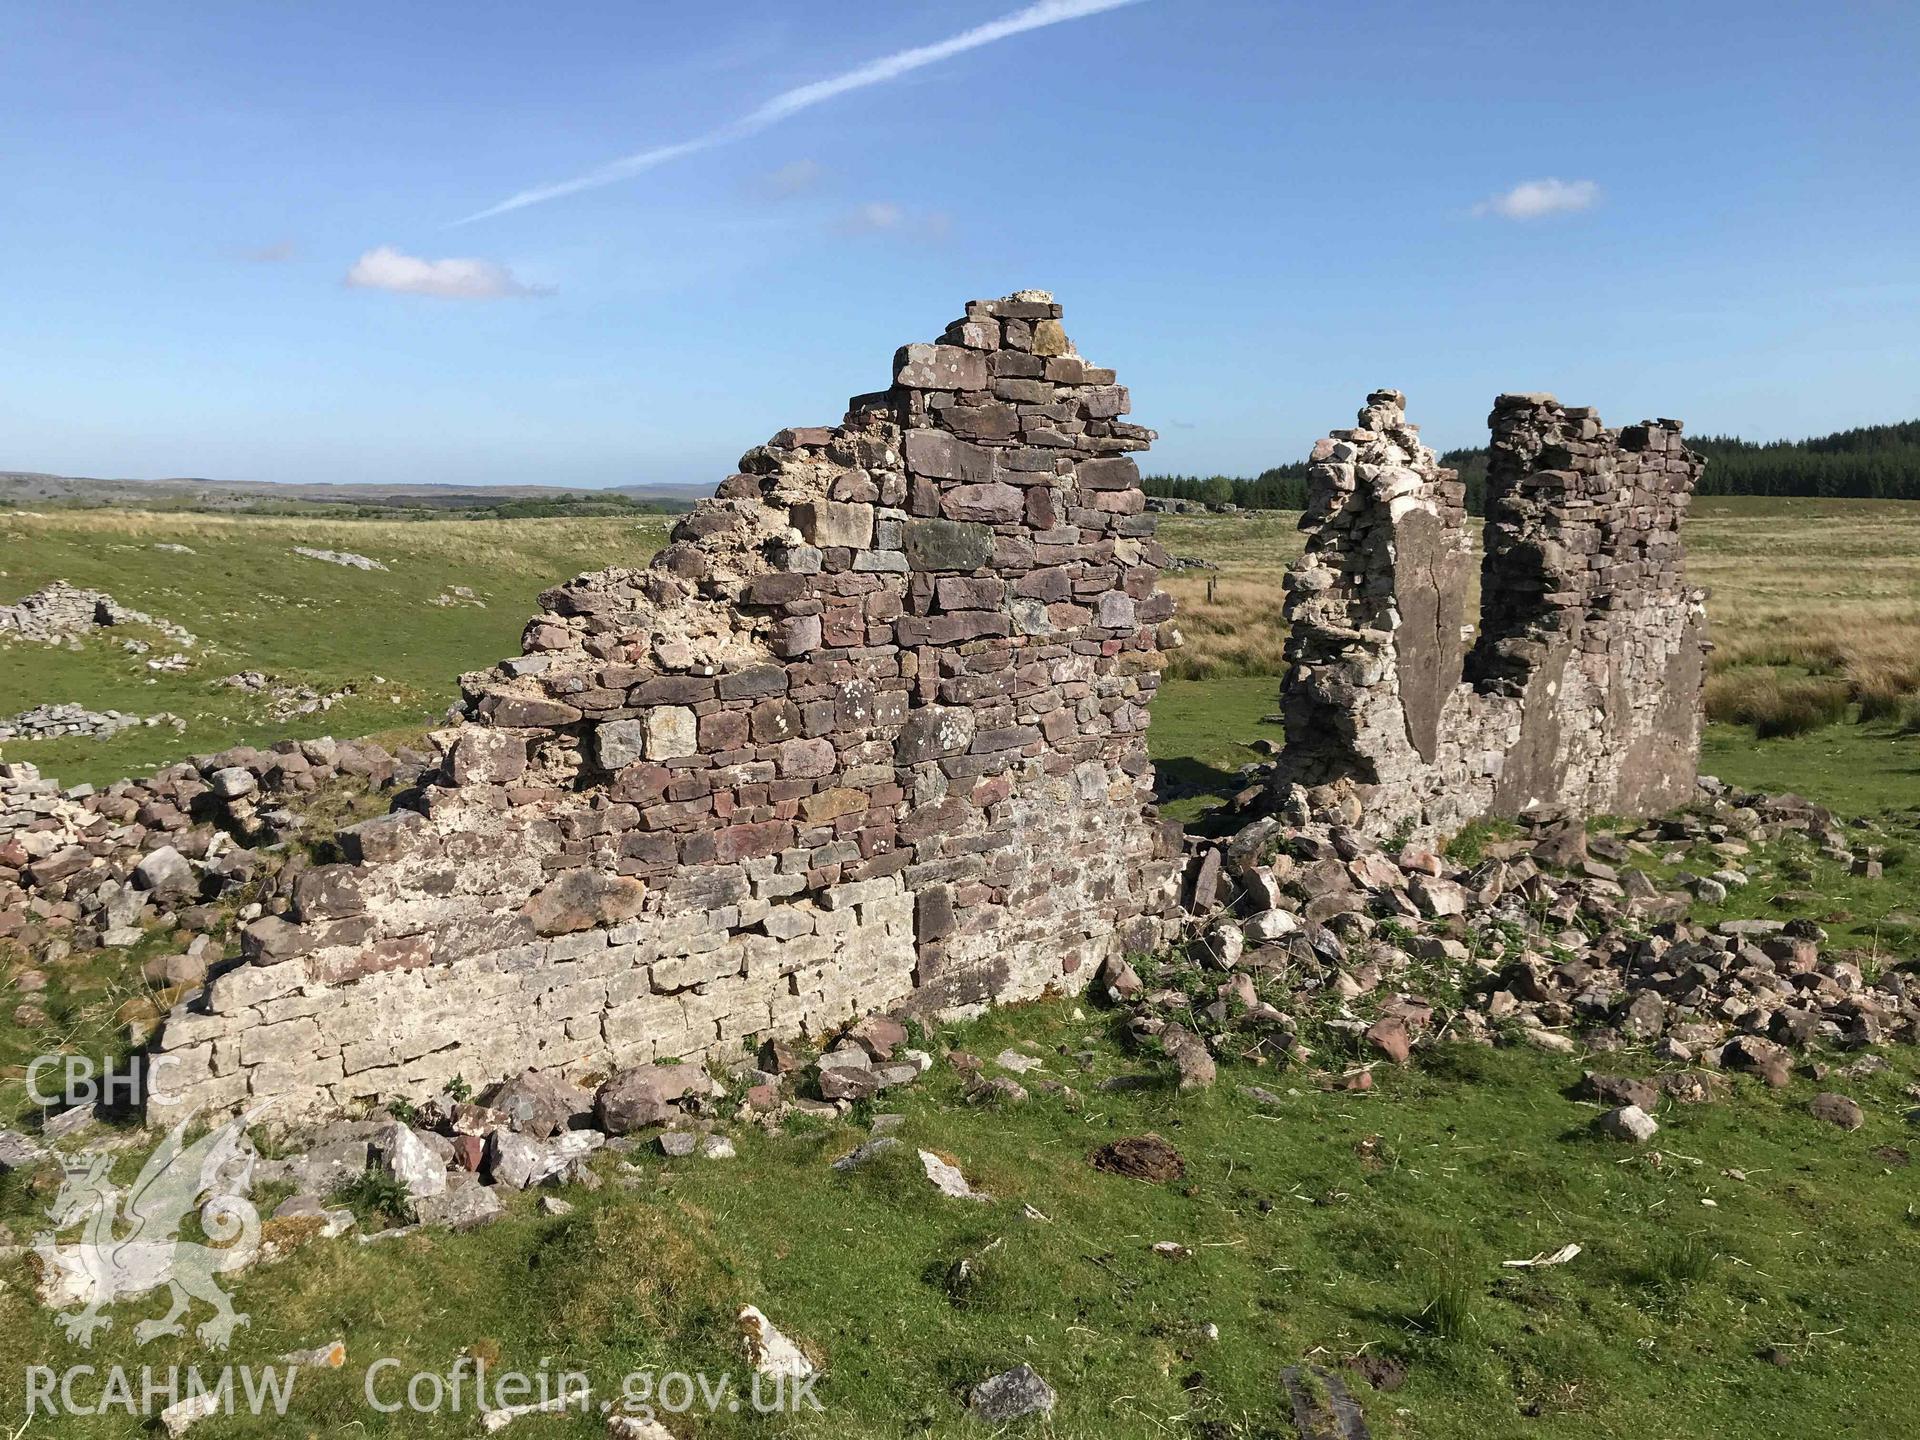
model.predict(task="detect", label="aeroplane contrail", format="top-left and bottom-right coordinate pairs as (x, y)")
top-left (454, 0), bottom-right (1145, 224)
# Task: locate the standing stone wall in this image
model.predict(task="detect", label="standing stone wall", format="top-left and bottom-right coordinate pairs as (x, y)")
top-left (1277, 390), bottom-right (1707, 836)
top-left (148, 293), bottom-right (1184, 1123)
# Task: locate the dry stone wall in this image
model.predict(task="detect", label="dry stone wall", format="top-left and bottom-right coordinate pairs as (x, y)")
top-left (148, 293), bottom-right (1184, 1123)
top-left (1277, 390), bottom-right (1706, 836)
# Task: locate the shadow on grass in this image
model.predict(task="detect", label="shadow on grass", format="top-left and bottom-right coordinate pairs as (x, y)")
top-left (1151, 755), bottom-right (1246, 805)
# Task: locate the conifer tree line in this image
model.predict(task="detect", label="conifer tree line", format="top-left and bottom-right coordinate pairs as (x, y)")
top-left (1145, 420), bottom-right (1920, 512)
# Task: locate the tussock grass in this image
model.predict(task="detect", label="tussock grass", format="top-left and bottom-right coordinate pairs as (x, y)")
top-left (1162, 576), bottom-right (1290, 679)
top-left (527, 1200), bottom-right (738, 1365)
top-left (1636, 1232), bottom-right (1716, 1294)
top-left (1704, 669), bottom-right (1851, 737)
top-left (1410, 1242), bottom-right (1477, 1341)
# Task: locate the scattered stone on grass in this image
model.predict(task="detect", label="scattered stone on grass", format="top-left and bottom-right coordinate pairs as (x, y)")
top-left (606, 1417), bottom-right (679, 1440)
top-left (968, 1363), bottom-right (1056, 1423)
top-left (415, 1182), bottom-right (504, 1230)
top-left (737, 1305), bottom-right (814, 1380)
top-left (292, 546), bottom-right (388, 572)
top-left (1282, 1363), bottom-right (1371, 1440)
top-left (1810, 1092), bottom-right (1865, 1131)
top-left (833, 1137), bottom-right (900, 1172)
top-left (1596, 1105), bottom-right (1660, 1143)
top-left (480, 1389), bottom-right (591, 1433)
top-left (159, 1390), bottom-right (221, 1437)
top-left (919, 1149), bottom-right (989, 1201)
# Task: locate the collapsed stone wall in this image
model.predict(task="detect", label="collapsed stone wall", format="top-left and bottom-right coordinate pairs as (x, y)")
top-left (0, 580), bottom-right (198, 650)
top-left (1277, 390), bottom-right (1706, 836)
top-left (148, 293), bottom-right (1183, 1123)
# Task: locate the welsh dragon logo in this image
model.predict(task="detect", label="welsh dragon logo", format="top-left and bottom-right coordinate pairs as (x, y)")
top-left (33, 1106), bottom-right (269, 1350)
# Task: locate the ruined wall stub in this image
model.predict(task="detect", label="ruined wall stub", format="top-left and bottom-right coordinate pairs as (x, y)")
top-left (1277, 390), bottom-right (1707, 836)
top-left (148, 293), bottom-right (1183, 1123)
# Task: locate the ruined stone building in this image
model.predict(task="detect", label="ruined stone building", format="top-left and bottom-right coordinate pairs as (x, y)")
top-left (1276, 390), bottom-right (1707, 836)
top-left (148, 294), bottom-right (1185, 1122)
top-left (139, 294), bottom-right (1712, 1123)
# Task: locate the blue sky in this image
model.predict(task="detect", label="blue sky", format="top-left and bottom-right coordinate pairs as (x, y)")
top-left (3, 0), bottom-right (1917, 488)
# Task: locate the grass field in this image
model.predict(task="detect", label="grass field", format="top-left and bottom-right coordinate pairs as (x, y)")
top-left (1, 509), bottom-right (671, 781)
top-left (7, 905), bottom-right (1920, 1437)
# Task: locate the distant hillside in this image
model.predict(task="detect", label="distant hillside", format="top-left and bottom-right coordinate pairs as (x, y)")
top-left (1147, 418), bottom-right (1920, 516)
top-left (0, 470), bottom-right (706, 518)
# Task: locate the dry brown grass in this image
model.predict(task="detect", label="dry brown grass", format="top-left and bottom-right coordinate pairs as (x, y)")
top-left (1702, 669), bottom-right (1851, 737)
top-left (1157, 498), bottom-right (1920, 734)
top-left (1161, 576), bottom-right (1290, 679)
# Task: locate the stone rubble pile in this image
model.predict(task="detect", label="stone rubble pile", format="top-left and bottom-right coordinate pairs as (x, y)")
top-left (0, 702), bottom-right (186, 743)
top-left (4, 1006), bottom-right (947, 1262)
top-left (1100, 776), bottom-right (1918, 1092)
top-left (215, 670), bottom-right (360, 720)
top-left (0, 579), bottom-right (198, 650)
top-left (292, 547), bottom-right (389, 571)
top-left (0, 739), bottom-right (425, 993)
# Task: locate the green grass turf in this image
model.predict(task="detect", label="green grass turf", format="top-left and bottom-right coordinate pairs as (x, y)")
top-left (5, 995), bottom-right (1918, 1437)
top-left (2, 511), bottom-right (670, 783)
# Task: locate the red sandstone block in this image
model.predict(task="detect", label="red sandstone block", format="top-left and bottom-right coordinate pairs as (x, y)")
top-left (715, 820), bottom-right (792, 863)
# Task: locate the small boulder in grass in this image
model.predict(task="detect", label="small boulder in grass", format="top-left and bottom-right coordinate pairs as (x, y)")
top-left (160, 1391), bottom-right (220, 1437)
top-left (737, 1305), bottom-right (814, 1380)
top-left (920, 1149), bottom-right (990, 1201)
top-left (969, 1364), bottom-right (1056, 1423)
top-left (1809, 1092), bottom-right (1864, 1131)
top-left (833, 1136), bottom-right (900, 1172)
top-left (1162, 1023), bottom-right (1216, 1091)
top-left (1595, 1104), bottom-right (1659, 1143)
top-left (415, 1182), bottom-right (503, 1231)
top-left (1580, 1073), bottom-right (1661, 1112)
top-left (1364, 1016), bottom-right (1411, 1066)
top-left (846, 1014), bottom-right (908, 1060)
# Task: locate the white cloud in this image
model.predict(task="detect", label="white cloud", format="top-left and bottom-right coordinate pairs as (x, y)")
top-left (344, 246), bottom-right (551, 299)
top-left (837, 203), bottom-right (952, 239)
top-left (1474, 177), bottom-right (1601, 221)
top-left (844, 201), bottom-right (905, 232)
top-left (760, 158), bottom-right (824, 198)
top-left (457, 0), bottom-right (1145, 223)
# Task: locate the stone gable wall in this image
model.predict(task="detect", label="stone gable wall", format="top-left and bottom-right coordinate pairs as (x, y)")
top-left (1276, 390), bottom-right (1707, 836)
top-left (148, 294), bottom-right (1184, 1123)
